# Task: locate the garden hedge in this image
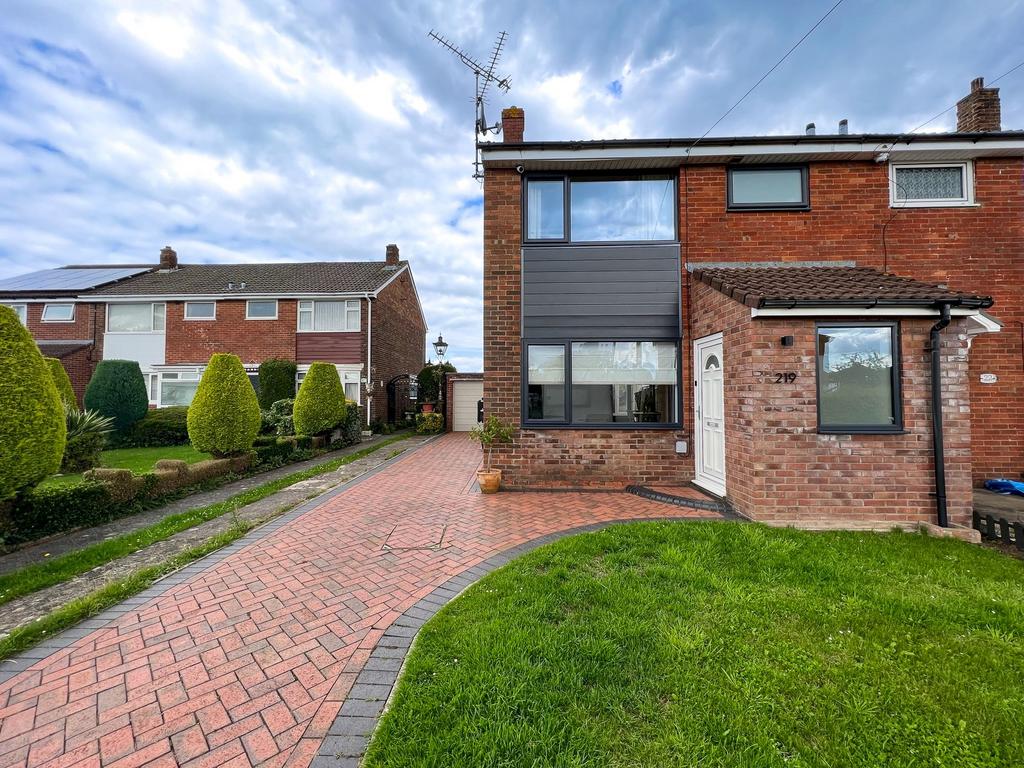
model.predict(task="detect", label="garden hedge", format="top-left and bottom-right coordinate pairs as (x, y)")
top-left (112, 407), bottom-right (190, 448)
top-left (258, 359), bottom-right (297, 410)
top-left (0, 306), bottom-right (66, 500)
top-left (45, 357), bottom-right (77, 407)
top-left (293, 362), bottom-right (347, 436)
top-left (187, 354), bottom-right (261, 456)
top-left (417, 361), bottom-right (456, 405)
top-left (84, 360), bottom-right (149, 431)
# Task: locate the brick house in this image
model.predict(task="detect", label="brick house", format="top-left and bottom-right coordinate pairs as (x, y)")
top-left (480, 79), bottom-right (1022, 530)
top-left (2, 245), bottom-right (427, 423)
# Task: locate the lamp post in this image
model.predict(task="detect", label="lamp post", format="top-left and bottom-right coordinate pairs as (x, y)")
top-left (432, 334), bottom-right (449, 421)
top-left (432, 334), bottom-right (448, 362)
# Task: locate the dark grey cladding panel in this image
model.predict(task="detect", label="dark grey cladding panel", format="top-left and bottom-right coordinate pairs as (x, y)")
top-left (522, 244), bottom-right (680, 340)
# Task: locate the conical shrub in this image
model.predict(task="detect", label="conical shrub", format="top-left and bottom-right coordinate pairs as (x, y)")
top-left (84, 360), bottom-right (148, 431)
top-left (45, 357), bottom-right (76, 407)
top-left (293, 362), bottom-right (347, 436)
top-left (0, 306), bottom-right (66, 499)
top-left (187, 353), bottom-right (261, 456)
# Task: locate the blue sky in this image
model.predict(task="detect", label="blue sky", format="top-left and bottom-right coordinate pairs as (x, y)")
top-left (1, 1), bottom-right (1022, 371)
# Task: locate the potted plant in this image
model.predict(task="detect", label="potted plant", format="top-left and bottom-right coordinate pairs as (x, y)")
top-left (469, 414), bottom-right (515, 494)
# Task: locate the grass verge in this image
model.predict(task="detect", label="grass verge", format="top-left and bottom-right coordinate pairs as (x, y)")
top-left (365, 521), bottom-right (1024, 768)
top-left (40, 444), bottom-right (213, 488)
top-left (0, 432), bottom-right (415, 611)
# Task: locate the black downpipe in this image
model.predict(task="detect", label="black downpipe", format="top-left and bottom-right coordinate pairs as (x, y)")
top-left (930, 303), bottom-right (952, 527)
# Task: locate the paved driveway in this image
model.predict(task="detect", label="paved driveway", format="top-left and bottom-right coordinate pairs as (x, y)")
top-left (0, 435), bottom-right (721, 768)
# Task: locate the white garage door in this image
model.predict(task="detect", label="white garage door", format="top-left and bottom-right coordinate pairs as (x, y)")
top-left (452, 380), bottom-right (484, 432)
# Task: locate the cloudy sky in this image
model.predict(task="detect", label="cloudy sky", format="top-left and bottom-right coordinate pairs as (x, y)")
top-left (1, 1), bottom-right (1022, 370)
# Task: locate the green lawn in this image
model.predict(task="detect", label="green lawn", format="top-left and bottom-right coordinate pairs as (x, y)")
top-left (366, 522), bottom-right (1024, 768)
top-left (42, 444), bottom-right (212, 487)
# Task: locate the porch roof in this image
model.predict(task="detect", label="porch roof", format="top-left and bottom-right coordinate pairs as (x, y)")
top-left (690, 266), bottom-right (992, 310)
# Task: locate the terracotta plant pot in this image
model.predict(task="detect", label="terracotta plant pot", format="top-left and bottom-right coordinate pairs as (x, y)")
top-left (477, 468), bottom-right (501, 494)
top-left (421, 403), bottom-right (435, 413)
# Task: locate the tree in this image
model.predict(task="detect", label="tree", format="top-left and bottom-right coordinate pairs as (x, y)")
top-left (0, 306), bottom-right (66, 499)
top-left (45, 357), bottom-right (76, 407)
top-left (417, 361), bottom-right (456, 404)
top-left (293, 362), bottom-right (347, 435)
top-left (257, 358), bottom-right (297, 410)
top-left (84, 360), bottom-right (149, 431)
top-left (187, 353), bottom-right (261, 456)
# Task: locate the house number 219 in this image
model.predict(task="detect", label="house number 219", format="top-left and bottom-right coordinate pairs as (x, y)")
top-left (774, 372), bottom-right (797, 384)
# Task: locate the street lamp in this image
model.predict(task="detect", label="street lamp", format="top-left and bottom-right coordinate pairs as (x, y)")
top-left (432, 334), bottom-right (448, 361)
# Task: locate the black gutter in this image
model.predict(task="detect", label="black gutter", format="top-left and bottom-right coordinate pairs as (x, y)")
top-left (930, 303), bottom-right (953, 528)
top-left (756, 296), bottom-right (993, 310)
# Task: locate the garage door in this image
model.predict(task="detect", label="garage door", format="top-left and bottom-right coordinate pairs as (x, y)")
top-left (452, 380), bottom-right (484, 432)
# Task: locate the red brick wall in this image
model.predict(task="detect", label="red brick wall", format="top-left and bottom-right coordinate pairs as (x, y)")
top-left (57, 346), bottom-right (94, 407)
top-left (680, 158), bottom-right (1023, 483)
top-left (691, 281), bottom-right (973, 529)
top-left (23, 301), bottom-right (105, 402)
top-left (165, 300), bottom-right (298, 365)
top-left (369, 269), bottom-right (426, 423)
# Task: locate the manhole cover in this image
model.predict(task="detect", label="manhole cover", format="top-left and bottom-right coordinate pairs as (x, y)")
top-left (382, 522), bottom-right (447, 551)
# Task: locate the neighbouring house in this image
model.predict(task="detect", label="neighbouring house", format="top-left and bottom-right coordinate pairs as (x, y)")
top-left (480, 78), bottom-right (1023, 530)
top-left (1, 244), bottom-right (427, 423)
top-left (0, 265), bottom-right (154, 403)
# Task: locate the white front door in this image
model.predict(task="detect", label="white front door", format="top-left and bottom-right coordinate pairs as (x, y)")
top-left (693, 334), bottom-right (726, 497)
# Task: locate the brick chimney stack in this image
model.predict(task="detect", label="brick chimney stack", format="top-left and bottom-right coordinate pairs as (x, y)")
top-left (501, 106), bottom-right (524, 143)
top-left (956, 77), bottom-right (1001, 132)
top-left (159, 245), bottom-right (178, 270)
top-left (385, 243), bottom-right (400, 266)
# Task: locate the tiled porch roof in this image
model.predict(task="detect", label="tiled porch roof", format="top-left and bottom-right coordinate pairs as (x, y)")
top-left (36, 340), bottom-right (93, 358)
top-left (690, 266), bottom-right (992, 310)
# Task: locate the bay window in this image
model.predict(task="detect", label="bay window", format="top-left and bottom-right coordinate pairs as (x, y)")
top-left (816, 323), bottom-right (902, 433)
top-left (524, 341), bottom-right (679, 427)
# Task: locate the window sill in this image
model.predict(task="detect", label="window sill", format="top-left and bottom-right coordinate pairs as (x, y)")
top-left (889, 201), bottom-right (979, 209)
top-left (296, 329), bottom-right (359, 333)
top-left (726, 205), bottom-right (810, 213)
top-left (522, 422), bottom-right (683, 431)
top-left (817, 428), bottom-right (907, 436)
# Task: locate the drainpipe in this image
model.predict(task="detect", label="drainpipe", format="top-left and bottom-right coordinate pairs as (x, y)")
top-left (366, 296), bottom-right (373, 427)
top-left (929, 303), bottom-right (952, 527)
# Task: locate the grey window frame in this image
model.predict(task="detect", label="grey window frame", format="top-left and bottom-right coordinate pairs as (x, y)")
top-left (522, 172), bottom-right (679, 245)
top-left (815, 321), bottom-right (904, 435)
top-left (727, 164), bottom-right (810, 211)
top-left (521, 338), bottom-right (683, 429)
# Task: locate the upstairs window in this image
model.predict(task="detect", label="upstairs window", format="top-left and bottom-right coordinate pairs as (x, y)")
top-left (727, 166), bottom-right (809, 210)
top-left (297, 299), bottom-right (360, 332)
top-left (2, 303), bottom-right (27, 325)
top-left (816, 324), bottom-right (902, 433)
top-left (246, 299), bottom-right (278, 319)
top-left (184, 301), bottom-right (216, 320)
top-left (890, 162), bottom-right (973, 207)
top-left (107, 303), bottom-right (165, 332)
top-left (42, 303), bottom-right (75, 322)
top-left (524, 175), bottom-right (676, 243)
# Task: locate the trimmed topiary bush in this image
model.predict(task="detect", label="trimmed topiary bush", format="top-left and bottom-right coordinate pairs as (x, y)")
top-left (187, 353), bottom-right (261, 457)
top-left (45, 357), bottom-right (77, 407)
top-left (258, 358), bottom-right (297, 410)
top-left (0, 306), bottom-right (67, 500)
top-left (293, 362), bottom-right (347, 436)
top-left (417, 361), bottom-right (456, 405)
top-left (112, 406), bottom-right (190, 448)
top-left (84, 360), bottom-right (149, 431)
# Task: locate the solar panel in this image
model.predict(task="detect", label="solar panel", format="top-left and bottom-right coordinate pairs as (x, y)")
top-left (0, 267), bottom-right (149, 292)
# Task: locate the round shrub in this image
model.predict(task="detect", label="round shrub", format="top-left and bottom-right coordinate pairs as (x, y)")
top-left (258, 358), bottom-right (297, 410)
top-left (45, 357), bottom-right (76, 407)
top-left (112, 406), bottom-right (189, 448)
top-left (84, 360), bottom-right (149, 431)
top-left (187, 353), bottom-right (261, 456)
top-left (0, 305), bottom-right (66, 500)
top-left (293, 362), bottom-right (347, 436)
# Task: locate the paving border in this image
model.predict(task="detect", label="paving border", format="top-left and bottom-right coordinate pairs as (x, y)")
top-left (312, 514), bottom-right (730, 767)
top-left (0, 435), bottom-right (439, 685)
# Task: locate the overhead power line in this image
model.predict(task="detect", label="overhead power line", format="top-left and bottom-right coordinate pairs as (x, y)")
top-left (906, 58), bottom-right (1024, 134)
top-left (687, 0), bottom-right (846, 154)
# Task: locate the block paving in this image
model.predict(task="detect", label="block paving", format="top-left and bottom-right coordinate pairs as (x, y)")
top-left (0, 435), bottom-right (721, 767)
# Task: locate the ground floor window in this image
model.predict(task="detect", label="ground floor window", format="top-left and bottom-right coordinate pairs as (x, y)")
top-left (524, 340), bottom-right (679, 427)
top-left (295, 364), bottom-right (362, 404)
top-left (158, 369), bottom-right (202, 407)
top-left (816, 323), bottom-right (902, 433)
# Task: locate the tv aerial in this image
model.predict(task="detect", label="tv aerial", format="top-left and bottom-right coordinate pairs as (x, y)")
top-left (428, 29), bottom-right (511, 180)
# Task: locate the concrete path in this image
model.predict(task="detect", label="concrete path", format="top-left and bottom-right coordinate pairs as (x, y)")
top-left (0, 435), bottom-right (724, 768)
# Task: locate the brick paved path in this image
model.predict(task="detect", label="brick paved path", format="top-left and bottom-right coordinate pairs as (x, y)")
top-left (0, 435), bottom-right (718, 768)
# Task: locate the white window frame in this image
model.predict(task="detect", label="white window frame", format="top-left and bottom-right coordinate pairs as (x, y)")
top-left (296, 299), bottom-right (361, 333)
top-left (245, 299), bottom-right (278, 320)
top-left (3, 303), bottom-right (27, 325)
top-left (41, 303), bottom-right (75, 322)
top-left (889, 161), bottom-right (975, 208)
top-left (106, 302), bottom-right (166, 333)
top-left (156, 367), bottom-right (203, 408)
top-left (184, 301), bottom-right (217, 321)
top-left (295, 364), bottom-right (362, 404)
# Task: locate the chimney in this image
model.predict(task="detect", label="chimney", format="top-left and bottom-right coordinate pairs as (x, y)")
top-left (501, 106), bottom-right (524, 143)
top-left (957, 77), bottom-right (1001, 132)
top-left (158, 245), bottom-right (178, 270)
top-left (838, 118), bottom-right (848, 135)
top-left (385, 243), bottom-right (400, 266)
top-left (805, 122), bottom-right (816, 136)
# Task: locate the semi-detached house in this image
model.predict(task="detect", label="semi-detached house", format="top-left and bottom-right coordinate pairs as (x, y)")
top-left (0, 244), bottom-right (427, 424)
top-left (480, 78), bottom-right (1023, 531)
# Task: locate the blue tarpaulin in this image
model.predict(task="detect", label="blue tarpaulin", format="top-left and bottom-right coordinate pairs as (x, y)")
top-left (983, 478), bottom-right (1024, 497)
